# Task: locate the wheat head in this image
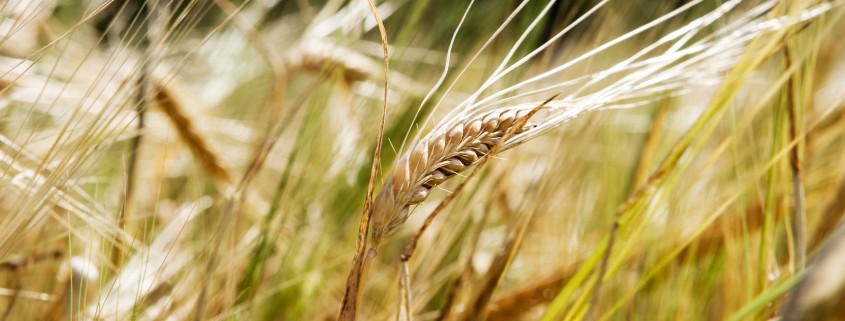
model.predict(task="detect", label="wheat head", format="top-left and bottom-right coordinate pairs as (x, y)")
top-left (370, 107), bottom-right (535, 246)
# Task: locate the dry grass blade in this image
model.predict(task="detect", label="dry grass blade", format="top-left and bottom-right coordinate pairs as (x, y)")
top-left (399, 262), bottom-right (413, 321)
top-left (784, 43), bottom-right (807, 272)
top-left (338, 0), bottom-right (390, 320)
top-left (113, 0), bottom-right (156, 267)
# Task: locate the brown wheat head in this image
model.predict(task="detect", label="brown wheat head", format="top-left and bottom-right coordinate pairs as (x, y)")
top-left (370, 108), bottom-right (536, 246)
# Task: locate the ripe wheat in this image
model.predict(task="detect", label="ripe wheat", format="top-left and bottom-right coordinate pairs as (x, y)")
top-left (370, 107), bottom-right (535, 245)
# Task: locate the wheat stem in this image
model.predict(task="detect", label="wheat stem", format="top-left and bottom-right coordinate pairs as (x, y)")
top-left (784, 44), bottom-right (807, 272)
top-left (338, 0), bottom-right (390, 319)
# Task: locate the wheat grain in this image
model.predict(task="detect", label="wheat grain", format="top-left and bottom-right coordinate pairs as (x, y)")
top-left (370, 107), bottom-right (536, 246)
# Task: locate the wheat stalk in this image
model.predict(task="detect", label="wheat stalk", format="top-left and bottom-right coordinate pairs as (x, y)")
top-left (370, 107), bottom-right (536, 246)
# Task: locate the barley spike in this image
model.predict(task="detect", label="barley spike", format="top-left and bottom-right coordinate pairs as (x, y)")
top-left (370, 108), bottom-right (534, 245)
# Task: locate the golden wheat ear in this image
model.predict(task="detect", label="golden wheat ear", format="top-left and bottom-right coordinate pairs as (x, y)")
top-left (370, 107), bottom-right (537, 246)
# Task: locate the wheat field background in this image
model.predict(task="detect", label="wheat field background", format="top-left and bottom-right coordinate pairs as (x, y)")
top-left (1, 0), bottom-right (845, 320)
